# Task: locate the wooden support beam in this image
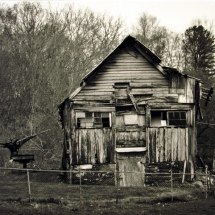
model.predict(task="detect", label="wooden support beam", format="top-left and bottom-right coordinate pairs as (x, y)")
top-left (134, 44), bottom-right (167, 76)
top-left (128, 93), bottom-right (140, 114)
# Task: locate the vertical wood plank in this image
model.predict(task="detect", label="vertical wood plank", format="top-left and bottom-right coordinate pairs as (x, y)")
top-left (178, 128), bottom-right (182, 161)
top-left (173, 128), bottom-right (178, 161)
top-left (156, 128), bottom-right (159, 162)
top-left (148, 128), bottom-right (152, 163)
top-left (186, 78), bottom-right (195, 103)
top-left (152, 128), bottom-right (156, 163)
top-left (160, 128), bottom-right (164, 162)
top-left (78, 130), bottom-right (82, 164)
top-left (111, 112), bottom-right (116, 164)
top-left (96, 130), bottom-right (101, 163)
top-left (176, 128), bottom-right (179, 161)
top-left (171, 127), bottom-right (174, 161)
top-left (164, 127), bottom-right (168, 161)
top-left (80, 130), bottom-right (87, 164)
top-left (103, 129), bottom-right (108, 163)
top-left (178, 128), bottom-right (181, 161)
top-left (90, 129), bottom-right (96, 164)
top-left (146, 127), bottom-right (150, 163)
top-left (180, 128), bottom-right (186, 161)
top-left (145, 106), bottom-right (150, 127)
top-left (166, 128), bottom-right (172, 162)
top-left (149, 128), bottom-right (153, 163)
top-left (87, 130), bottom-right (91, 163)
top-left (75, 130), bottom-right (78, 164)
top-left (105, 129), bottom-right (109, 163)
top-left (185, 128), bottom-right (189, 161)
top-left (191, 106), bottom-right (197, 157)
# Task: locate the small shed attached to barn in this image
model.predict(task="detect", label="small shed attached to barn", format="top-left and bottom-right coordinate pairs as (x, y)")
top-left (59, 35), bottom-right (211, 186)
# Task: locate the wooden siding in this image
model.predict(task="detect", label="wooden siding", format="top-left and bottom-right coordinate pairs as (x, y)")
top-left (147, 127), bottom-right (189, 163)
top-left (170, 71), bottom-right (196, 103)
top-left (74, 46), bottom-right (196, 106)
top-left (74, 47), bottom-right (169, 102)
top-left (72, 128), bottom-right (113, 164)
top-left (116, 130), bottom-right (146, 148)
top-left (117, 153), bottom-right (145, 186)
top-left (62, 38), bottom-right (199, 172)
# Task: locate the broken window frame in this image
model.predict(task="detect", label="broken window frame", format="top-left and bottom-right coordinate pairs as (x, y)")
top-left (76, 112), bottom-right (111, 128)
top-left (150, 110), bottom-right (187, 127)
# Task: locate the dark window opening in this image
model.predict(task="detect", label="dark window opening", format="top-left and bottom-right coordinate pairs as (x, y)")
top-left (102, 118), bottom-right (110, 127)
top-left (151, 111), bottom-right (167, 126)
top-left (77, 119), bottom-right (81, 128)
top-left (168, 111), bottom-right (186, 126)
top-left (151, 110), bottom-right (187, 127)
top-left (116, 106), bottom-right (134, 112)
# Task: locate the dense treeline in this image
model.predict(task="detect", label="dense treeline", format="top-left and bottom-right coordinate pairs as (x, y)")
top-left (133, 13), bottom-right (215, 168)
top-left (0, 2), bottom-right (123, 168)
top-left (0, 2), bottom-right (215, 169)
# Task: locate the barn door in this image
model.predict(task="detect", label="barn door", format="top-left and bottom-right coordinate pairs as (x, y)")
top-left (116, 153), bottom-right (145, 187)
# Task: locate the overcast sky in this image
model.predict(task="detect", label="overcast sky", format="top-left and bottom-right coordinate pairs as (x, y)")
top-left (1, 0), bottom-right (215, 33)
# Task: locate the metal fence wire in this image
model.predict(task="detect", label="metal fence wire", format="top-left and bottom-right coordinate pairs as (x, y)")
top-left (0, 167), bottom-right (214, 203)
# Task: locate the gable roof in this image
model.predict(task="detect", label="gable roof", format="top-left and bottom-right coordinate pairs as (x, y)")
top-left (68, 35), bottom-right (202, 100)
top-left (80, 35), bottom-right (165, 86)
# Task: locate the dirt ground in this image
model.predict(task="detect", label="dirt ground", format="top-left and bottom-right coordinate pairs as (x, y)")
top-left (0, 197), bottom-right (215, 215)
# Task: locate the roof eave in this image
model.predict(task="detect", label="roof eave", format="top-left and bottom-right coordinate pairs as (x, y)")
top-left (81, 35), bottom-right (162, 84)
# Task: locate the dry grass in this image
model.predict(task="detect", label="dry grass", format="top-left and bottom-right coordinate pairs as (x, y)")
top-left (0, 170), bottom-right (208, 214)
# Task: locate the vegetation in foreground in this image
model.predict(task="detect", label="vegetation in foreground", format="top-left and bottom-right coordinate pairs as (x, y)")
top-left (1, 1), bottom-right (215, 170)
top-left (0, 194), bottom-right (215, 215)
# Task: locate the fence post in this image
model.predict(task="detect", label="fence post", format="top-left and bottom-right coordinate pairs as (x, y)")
top-left (27, 169), bottom-right (31, 203)
top-left (116, 170), bottom-right (120, 204)
top-left (170, 165), bottom-right (173, 202)
top-left (205, 165), bottom-right (208, 199)
top-left (79, 167), bottom-right (82, 200)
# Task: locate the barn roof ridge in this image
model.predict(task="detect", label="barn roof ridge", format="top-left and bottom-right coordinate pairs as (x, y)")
top-left (68, 35), bottom-right (203, 100)
top-left (80, 35), bottom-right (162, 85)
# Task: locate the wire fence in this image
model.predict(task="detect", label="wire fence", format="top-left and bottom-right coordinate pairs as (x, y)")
top-left (0, 167), bottom-right (214, 204)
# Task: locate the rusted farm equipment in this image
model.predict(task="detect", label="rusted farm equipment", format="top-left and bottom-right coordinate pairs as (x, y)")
top-left (0, 129), bottom-right (50, 168)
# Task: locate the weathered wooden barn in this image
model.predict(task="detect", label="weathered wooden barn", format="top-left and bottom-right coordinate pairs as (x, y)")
top-left (59, 35), bottom-right (211, 186)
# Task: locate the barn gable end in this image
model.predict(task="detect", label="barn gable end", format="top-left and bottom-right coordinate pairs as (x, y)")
top-left (59, 35), bottom-right (211, 186)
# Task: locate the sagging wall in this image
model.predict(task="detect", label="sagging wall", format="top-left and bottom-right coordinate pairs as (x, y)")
top-left (72, 128), bottom-right (114, 164)
top-left (62, 105), bottom-right (196, 166)
top-left (65, 105), bottom-right (116, 166)
top-left (148, 127), bottom-right (189, 163)
top-left (146, 104), bottom-right (197, 163)
top-left (61, 41), bottom-right (199, 170)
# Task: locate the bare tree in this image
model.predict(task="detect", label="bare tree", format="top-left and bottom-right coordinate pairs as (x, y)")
top-left (162, 31), bottom-right (185, 71)
top-left (132, 12), bottom-right (168, 59)
top-left (60, 5), bottom-right (123, 92)
top-left (132, 12), bottom-right (186, 71)
top-left (0, 2), bottom-right (123, 168)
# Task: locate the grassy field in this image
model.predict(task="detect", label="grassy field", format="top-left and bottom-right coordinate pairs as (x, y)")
top-left (0, 195), bottom-right (215, 215)
top-left (0, 169), bottom-right (211, 214)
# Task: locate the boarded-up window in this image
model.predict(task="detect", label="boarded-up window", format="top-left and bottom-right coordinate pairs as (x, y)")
top-left (124, 114), bottom-right (138, 125)
top-left (76, 112), bottom-right (111, 128)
